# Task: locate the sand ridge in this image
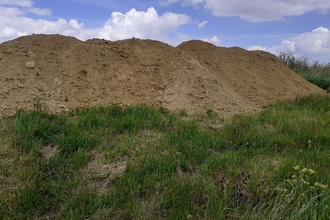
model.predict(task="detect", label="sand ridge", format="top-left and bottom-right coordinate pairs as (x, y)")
top-left (0, 34), bottom-right (324, 118)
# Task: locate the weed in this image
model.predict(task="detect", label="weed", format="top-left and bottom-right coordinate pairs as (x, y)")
top-left (269, 165), bottom-right (328, 219)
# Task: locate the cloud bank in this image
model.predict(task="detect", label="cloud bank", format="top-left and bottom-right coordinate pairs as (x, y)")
top-left (0, 1), bottom-right (190, 43)
top-left (248, 27), bottom-right (330, 61)
top-left (92, 7), bottom-right (190, 41)
top-left (160, 0), bottom-right (330, 22)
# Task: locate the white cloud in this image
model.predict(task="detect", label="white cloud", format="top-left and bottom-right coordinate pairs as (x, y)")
top-left (160, 0), bottom-right (203, 7)
top-left (0, 3), bottom-right (190, 44)
top-left (0, 15), bottom-right (84, 41)
top-left (198, 20), bottom-right (208, 28)
top-left (93, 7), bottom-right (190, 41)
top-left (26, 7), bottom-right (52, 16)
top-left (161, 0), bottom-right (330, 22)
top-left (323, 39), bottom-right (330, 48)
top-left (248, 27), bottom-right (330, 60)
top-left (0, 0), bottom-right (33, 7)
top-left (202, 35), bottom-right (220, 45)
top-left (68, 20), bottom-right (84, 30)
top-left (1, 27), bottom-right (17, 38)
top-left (0, 0), bottom-right (51, 17)
top-left (178, 33), bottom-right (191, 42)
top-left (170, 33), bottom-right (191, 46)
top-left (0, 6), bottom-right (25, 17)
top-left (181, 0), bottom-right (204, 7)
top-left (159, 0), bottom-right (181, 7)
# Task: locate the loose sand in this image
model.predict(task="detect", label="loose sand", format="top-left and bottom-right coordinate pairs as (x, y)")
top-left (0, 34), bottom-right (324, 118)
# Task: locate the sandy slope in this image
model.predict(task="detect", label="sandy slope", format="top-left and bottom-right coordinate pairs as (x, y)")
top-left (0, 34), bottom-right (324, 118)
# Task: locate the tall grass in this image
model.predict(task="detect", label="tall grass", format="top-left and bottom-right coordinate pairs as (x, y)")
top-left (1, 95), bottom-right (330, 219)
top-left (278, 50), bottom-right (330, 92)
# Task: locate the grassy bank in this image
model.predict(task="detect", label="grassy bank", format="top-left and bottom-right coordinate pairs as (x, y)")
top-left (278, 51), bottom-right (330, 92)
top-left (1, 94), bottom-right (330, 219)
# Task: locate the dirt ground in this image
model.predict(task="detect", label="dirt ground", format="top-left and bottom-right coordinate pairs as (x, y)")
top-left (0, 34), bottom-right (325, 118)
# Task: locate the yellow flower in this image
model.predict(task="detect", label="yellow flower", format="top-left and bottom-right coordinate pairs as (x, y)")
top-left (314, 183), bottom-right (328, 190)
top-left (308, 169), bottom-right (316, 175)
top-left (292, 174), bottom-right (297, 179)
top-left (301, 179), bottom-right (310, 185)
top-left (310, 186), bottom-right (316, 190)
top-left (293, 166), bottom-right (301, 171)
top-left (287, 179), bottom-right (297, 184)
top-left (276, 188), bottom-right (288, 193)
top-left (301, 168), bottom-right (308, 173)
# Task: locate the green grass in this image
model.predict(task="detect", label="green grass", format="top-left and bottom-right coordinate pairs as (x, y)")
top-left (278, 50), bottom-right (330, 92)
top-left (1, 95), bottom-right (330, 219)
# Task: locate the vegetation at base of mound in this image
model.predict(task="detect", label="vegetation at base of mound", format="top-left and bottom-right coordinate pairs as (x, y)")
top-left (278, 50), bottom-right (330, 92)
top-left (1, 94), bottom-right (330, 219)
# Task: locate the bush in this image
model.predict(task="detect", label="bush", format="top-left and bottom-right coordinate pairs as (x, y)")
top-left (278, 50), bottom-right (330, 92)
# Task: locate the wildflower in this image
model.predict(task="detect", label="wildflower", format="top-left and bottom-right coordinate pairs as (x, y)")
top-left (293, 166), bottom-right (301, 171)
top-left (287, 179), bottom-right (297, 184)
top-left (308, 169), bottom-right (316, 175)
top-left (301, 179), bottom-right (310, 185)
top-left (314, 183), bottom-right (328, 190)
top-left (276, 188), bottom-right (287, 193)
top-left (301, 168), bottom-right (308, 173)
top-left (310, 186), bottom-right (316, 190)
top-left (308, 140), bottom-right (312, 147)
top-left (292, 174), bottom-right (297, 179)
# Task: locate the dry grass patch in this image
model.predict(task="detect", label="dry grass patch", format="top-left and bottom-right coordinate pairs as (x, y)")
top-left (84, 153), bottom-right (127, 194)
top-left (40, 144), bottom-right (59, 160)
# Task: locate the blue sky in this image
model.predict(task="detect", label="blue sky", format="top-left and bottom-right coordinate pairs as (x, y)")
top-left (0, 0), bottom-right (330, 61)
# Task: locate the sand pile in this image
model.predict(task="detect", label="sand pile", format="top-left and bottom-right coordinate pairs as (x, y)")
top-left (0, 34), bottom-right (324, 118)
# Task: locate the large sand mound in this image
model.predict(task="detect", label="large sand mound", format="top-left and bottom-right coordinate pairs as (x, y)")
top-left (0, 34), bottom-right (324, 118)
